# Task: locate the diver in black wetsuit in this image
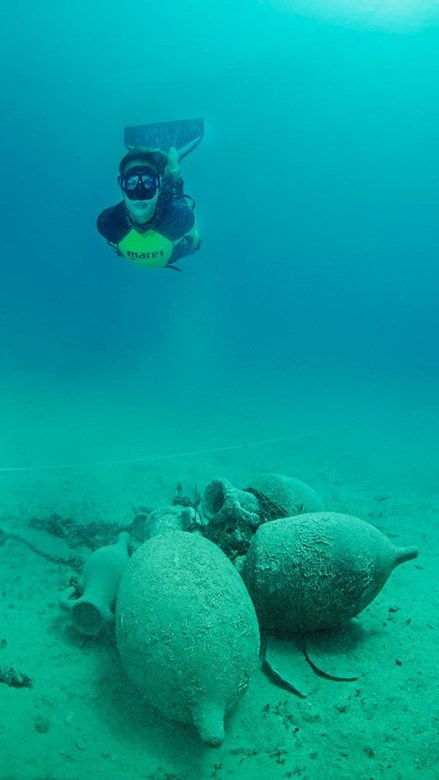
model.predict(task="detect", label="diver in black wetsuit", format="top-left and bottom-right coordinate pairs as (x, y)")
top-left (97, 145), bottom-right (200, 271)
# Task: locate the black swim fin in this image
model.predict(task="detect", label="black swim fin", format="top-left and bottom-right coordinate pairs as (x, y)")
top-left (124, 118), bottom-right (204, 160)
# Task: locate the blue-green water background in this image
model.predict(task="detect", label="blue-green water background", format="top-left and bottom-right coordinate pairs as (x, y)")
top-left (1, 0), bottom-right (438, 470)
top-left (0, 6), bottom-right (438, 777)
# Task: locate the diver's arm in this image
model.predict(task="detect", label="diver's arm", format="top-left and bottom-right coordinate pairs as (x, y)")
top-left (97, 204), bottom-right (128, 254)
top-left (107, 240), bottom-right (123, 256)
top-left (161, 172), bottom-right (184, 200)
top-left (168, 225), bottom-right (200, 265)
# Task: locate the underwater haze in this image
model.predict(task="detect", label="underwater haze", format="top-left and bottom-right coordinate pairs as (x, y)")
top-left (1, 0), bottom-right (439, 467)
top-left (1, 0), bottom-right (439, 464)
top-left (0, 1), bottom-right (438, 778)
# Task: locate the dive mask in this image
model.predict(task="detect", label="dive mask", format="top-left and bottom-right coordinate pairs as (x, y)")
top-left (118, 166), bottom-right (161, 201)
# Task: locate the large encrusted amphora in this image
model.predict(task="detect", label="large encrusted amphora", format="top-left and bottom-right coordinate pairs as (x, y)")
top-left (116, 531), bottom-right (260, 746)
top-left (242, 512), bottom-right (418, 635)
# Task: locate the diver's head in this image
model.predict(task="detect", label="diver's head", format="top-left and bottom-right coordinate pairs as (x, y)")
top-left (118, 148), bottom-right (167, 225)
top-left (119, 164), bottom-right (160, 223)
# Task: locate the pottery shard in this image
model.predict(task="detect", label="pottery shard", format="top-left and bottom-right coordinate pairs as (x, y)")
top-left (116, 532), bottom-right (260, 747)
top-left (243, 512), bottom-right (418, 635)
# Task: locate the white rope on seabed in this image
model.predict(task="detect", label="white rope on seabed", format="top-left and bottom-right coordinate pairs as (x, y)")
top-left (0, 427), bottom-right (341, 474)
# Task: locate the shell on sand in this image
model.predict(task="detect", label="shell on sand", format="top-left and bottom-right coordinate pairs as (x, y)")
top-left (116, 531), bottom-right (260, 746)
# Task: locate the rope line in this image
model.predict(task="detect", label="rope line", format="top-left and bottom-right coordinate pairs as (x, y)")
top-left (0, 428), bottom-right (334, 474)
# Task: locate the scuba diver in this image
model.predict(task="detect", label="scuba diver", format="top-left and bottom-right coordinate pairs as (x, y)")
top-left (97, 118), bottom-right (203, 270)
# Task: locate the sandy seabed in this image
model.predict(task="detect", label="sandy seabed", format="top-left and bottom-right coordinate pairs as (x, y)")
top-left (0, 395), bottom-right (438, 780)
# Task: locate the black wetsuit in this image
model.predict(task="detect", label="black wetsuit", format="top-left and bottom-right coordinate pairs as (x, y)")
top-left (97, 179), bottom-right (200, 269)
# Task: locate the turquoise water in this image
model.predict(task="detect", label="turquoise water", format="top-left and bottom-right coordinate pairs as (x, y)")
top-left (0, 2), bottom-right (438, 778)
top-left (1, 1), bottom-right (438, 445)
